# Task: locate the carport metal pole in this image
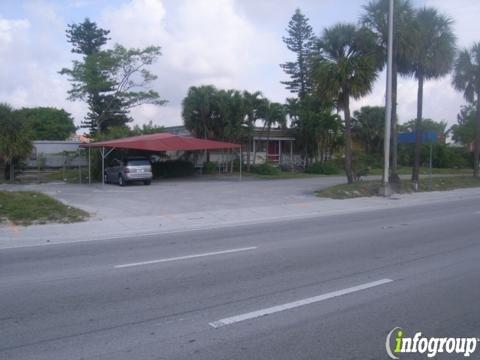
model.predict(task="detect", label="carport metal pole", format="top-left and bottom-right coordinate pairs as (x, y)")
top-left (278, 140), bottom-right (282, 165)
top-left (100, 146), bottom-right (116, 186)
top-left (290, 140), bottom-right (293, 173)
top-left (429, 141), bottom-right (433, 191)
top-left (101, 147), bottom-right (105, 186)
top-left (78, 149), bottom-right (82, 184)
top-left (239, 146), bottom-right (242, 181)
top-left (88, 148), bottom-right (91, 184)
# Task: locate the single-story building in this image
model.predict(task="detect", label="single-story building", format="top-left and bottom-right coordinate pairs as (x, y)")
top-left (27, 135), bottom-right (90, 169)
top-left (163, 125), bottom-right (297, 167)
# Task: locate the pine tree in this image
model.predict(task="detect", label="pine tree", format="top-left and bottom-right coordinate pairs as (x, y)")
top-left (280, 9), bottom-right (316, 100)
top-left (60, 19), bottom-right (165, 135)
top-left (66, 18), bottom-right (110, 56)
top-left (61, 19), bottom-right (117, 134)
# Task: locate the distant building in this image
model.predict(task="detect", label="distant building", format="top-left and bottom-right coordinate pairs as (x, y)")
top-left (248, 128), bottom-right (295, 166)
top-left (67, 133), bottom-right (91, 143)
top-left (163, 125), bottom-right (297, 166)
top-left (163, 125), bottom-right (192, 137)
top-left (27, 135), bottom-right (90, 168)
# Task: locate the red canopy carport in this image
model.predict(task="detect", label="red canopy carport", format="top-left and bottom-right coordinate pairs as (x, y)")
top-left (81, 133), bottom-right (242, 185)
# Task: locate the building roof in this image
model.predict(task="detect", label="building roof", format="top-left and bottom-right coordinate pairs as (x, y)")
top-left (80, 132), bottom-right (241, 151)
top-left (253, 128), bottom-right (295, 141)
top-left (68, 133), bottom-right (92, 143)
top-left (163, 125), bottom-right (192, 137)
top-left (157, 126), bottom-right (296, 142)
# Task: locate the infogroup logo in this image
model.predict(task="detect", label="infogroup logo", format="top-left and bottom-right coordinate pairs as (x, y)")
top-left (386, 327), bottom-right (479, 359)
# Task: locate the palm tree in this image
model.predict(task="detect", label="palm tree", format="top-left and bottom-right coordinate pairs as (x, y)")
top-left (313, 24), bottom-right (382, 183)
top-left (408, 8), bottom-right (456, 184)
top-left (287, 96), bottom-right (341, 165)
top-left (452, 43), bottom-right (480, 177)
top-left (261, 100), bottom-right (286, 164)
top-left (361, 0), bottom-right (414, 181)
top-left (182, 85), bottom-right (217, 163)
top-left (262, 101), bottom-right (286, 130)
top-left (0, 104), bottom-right (33, 181)
top-left (352, 106), bottom-right (385, 155)
top-left (243, 90), bottom-right (265, 171)
top-left (182, 85), bottom-right (217, 139)
top-left (215, 89), bottom-right (245, 143)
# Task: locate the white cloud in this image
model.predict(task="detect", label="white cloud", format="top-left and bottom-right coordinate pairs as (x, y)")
top-left (0, 2), bottom-right (88, 128)
top-left (351, 71), bottom-right (464, 128)
top-left (0, 18), bottom-right (29, 48)
top-left (96, 0), bottom-right (477, 128)
top-left (100, 0), bottom-right (284, 127)
top-left (101, 0), bottom-right (167, 48)
top-left (0, 0), bottom-right (476, 132)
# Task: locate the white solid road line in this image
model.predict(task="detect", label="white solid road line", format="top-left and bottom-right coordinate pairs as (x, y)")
top-left (209, 278), bottom-right (393, 328)
top-left (115, 246), bottom-right (258, 269)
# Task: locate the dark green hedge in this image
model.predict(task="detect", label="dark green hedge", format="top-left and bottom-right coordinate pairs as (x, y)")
top-left (305, 162), bottom-right (339, 175)
top-left (398, 144), bottom-right (472, 168)
top-left (152, 160), bottom-right (195, 178)
top-left (253, 163), bottom-right (281, 175)
top-left (203, 162), bottom-right (217, 174)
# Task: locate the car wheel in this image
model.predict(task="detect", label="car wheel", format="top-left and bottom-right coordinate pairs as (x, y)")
top-left (118, 174), bottom-right (126, 186)
top-left (143, 180), bottom-right (151, 185)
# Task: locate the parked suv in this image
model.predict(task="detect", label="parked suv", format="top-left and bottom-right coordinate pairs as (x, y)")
top-left (104, 157), bottom-right (152, 186)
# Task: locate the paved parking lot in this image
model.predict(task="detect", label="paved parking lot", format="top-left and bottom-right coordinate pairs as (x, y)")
top-left (2, 176), bottom-right (346, 220)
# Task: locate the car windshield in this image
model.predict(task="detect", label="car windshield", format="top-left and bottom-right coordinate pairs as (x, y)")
top-left (127, 160), bottom-right (150, 166)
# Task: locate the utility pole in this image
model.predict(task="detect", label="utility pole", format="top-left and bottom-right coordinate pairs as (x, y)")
top-left (381, 0), bottom-right (394, 196)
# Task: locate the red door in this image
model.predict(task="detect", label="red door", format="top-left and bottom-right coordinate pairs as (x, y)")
top-left (267, 142), bottom-right (279, 163)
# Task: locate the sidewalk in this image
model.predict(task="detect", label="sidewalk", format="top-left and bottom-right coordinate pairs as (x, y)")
top-left (1, 187), bottom-right (479, 249)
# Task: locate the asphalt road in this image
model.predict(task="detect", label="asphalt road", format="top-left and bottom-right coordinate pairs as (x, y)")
top-left (1, 195), bottom-right (480, 359)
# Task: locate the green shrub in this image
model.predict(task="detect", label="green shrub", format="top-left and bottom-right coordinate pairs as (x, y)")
top-left (152, 160), bottom-right (195, 178)
top-left (321, 162), bottom-right (340, 175)
top-left (305, 162), bottom-right (324, 174)
top-left (203, 161), bottom-right (217, 174)
top-left (253, 163), bottom-right (281, 175)
top-left (305, 162), bottom-right (339, 175)
top-left (399, 144), bottom-right (472, 168)
top-left (398, 144), bottom-right (413, 167)
top-left (358, 153), bottom-right (382, 168)
top-left (349, 151), bottom-right (372, 181)
top-left (233, 159), bottom-right (243, 172)
top-left (426, 145), bottom-right (469, 168)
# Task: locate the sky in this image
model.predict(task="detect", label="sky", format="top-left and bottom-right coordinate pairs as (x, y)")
top-left (0, 0), bottom-right (478, 132)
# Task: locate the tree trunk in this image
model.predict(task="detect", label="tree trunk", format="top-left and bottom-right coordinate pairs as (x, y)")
top-left (319, 138), bottom-right (324, 164)
top-left (4, 162), bottom-right (9, 181)
top-left (202, 117), bottom-right (208, 163)
top-left (344, 97), bottom-right (353, 184)
top-left (266, 125), bottom-right (272, 164)
top-left (390, 57), bottom-right (400, 183)
top-left (246, 126), bottom-right (252, 172)
top-left (474, 95), bottom-right (480, 178)
top-left (412, 74), bottom-right (424, 184)
top-left (247, 129), bottom-right (252, 172)
top-left (9, 161), bottom-right (15, 182)
top-left (0, 159), bottom-right (7, 180)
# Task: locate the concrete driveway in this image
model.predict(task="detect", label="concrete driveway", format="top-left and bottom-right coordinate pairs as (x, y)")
top-left (2, 176), bottom-right (347, 220)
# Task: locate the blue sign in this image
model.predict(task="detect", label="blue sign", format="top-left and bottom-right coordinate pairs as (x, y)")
top-left (398, 131), bottom-right (439, 144)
